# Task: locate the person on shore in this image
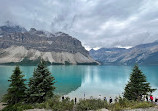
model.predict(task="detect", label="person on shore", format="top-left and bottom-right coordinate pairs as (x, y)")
top-left (150, 95), bottom-right (153, 102)
top-left (115, 97), bottom-right (118, 103)
top-left (146, 95), bottom-right (148, 101)
top-left (155, 97), bottom-right (158, 102)
top-left (109, 97), bottom-right (112, 103)
top-left (98, 95), bottom-right (101, 100)
top-left (104, 97), bottom-right (107, 102)
top-left (62, 96), bottom-right (64, 101)
top-left (75, 97), bottom-right (77, 104)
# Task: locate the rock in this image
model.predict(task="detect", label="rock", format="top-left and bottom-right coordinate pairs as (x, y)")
top-left (0, 25), bottom-right (97, 65)
top-left (0, 46), bottom-right (97, 65)
top-left (89, 41), bottom-right (158, 65)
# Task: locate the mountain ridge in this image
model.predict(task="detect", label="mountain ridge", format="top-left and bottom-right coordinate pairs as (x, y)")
top-left (0, 25), bottom-right (98, 65)
top-left (89, 41), bottom-right (158, 65)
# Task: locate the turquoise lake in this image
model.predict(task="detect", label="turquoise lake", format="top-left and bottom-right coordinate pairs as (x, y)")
top-left (0, 65), bottom-right (158, 100)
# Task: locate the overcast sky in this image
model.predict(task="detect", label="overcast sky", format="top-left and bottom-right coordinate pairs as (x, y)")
top-left (0, 0), bottom-right (158, 49)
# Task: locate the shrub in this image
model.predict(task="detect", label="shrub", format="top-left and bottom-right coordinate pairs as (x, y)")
top-left (76, 99), bottom-right (108, 111)
top-left (108, 97), bottom-right (155, 111)
top-left (2, 103), bottom-right (33, 111)
top-left (1, 96), bottom-right (155, 111)
top-left (108, 103), bottom-right (122, 111)
top-left (35, 96), bottom-right (74, 111)
top-left (132, 101), bottom-right (155, 109)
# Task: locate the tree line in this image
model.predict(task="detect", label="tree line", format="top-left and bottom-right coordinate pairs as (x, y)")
top-left (2, 61), bottom-right (156, 107)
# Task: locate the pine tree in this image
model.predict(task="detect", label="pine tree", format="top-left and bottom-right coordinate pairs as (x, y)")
top-left (124, 65), bottom-right (156, 101)
top-left (2, 66), bottom-right (26, 105)
top-left (28, 60), bottom-right (55, 103)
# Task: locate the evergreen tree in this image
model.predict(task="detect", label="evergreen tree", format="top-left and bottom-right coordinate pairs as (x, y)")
top-left (28, 60), bottom-right (55, 103)
top-left (124, 65), bottom-right (156, 101)
top-left (2, 66), bottom-right (26, 105)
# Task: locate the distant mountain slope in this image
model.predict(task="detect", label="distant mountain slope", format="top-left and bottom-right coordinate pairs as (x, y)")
top-left (0, 25), bottom-right (97, 65)
top-left (89, 41), bottom-right (158, 65)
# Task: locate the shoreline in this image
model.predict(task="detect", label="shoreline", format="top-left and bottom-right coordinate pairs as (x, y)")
top-left (0, 103), bottom-right (5, 110)
top-left (1, 102), bottom-right (158, 111)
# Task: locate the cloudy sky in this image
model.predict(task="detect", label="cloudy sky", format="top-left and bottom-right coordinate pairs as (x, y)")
top-left (0, 0), bottom-right (158, 49)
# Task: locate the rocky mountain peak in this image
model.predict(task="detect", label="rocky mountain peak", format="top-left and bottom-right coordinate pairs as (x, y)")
top-left (29, 28), bottom-right (36, 32)
top-left (0, 25), bottom-right (92, 57)
top-left (0, 25), bottom-right (97, 65)
top-left (90, 41), bottom-right (158, 65)
top-left (0, 25), bottom-right (27, 35)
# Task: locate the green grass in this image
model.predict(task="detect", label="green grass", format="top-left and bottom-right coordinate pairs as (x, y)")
top-left (2, 95), bottom-right (74, 111)
top-left (1, 96), bottom-right (156, 111)
top-left (35, 96), bottom-right (74, 111)
top-left (108, 97), bottom-right (155, 111)
top-left (2, 103), bottom-right (33, 111)
top-left (76, 99), bottom-right (108, 111)
top-left (132, 101), bottom-right (155, 109)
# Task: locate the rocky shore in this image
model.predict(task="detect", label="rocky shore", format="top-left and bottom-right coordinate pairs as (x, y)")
top-left (0, 103), bottom-right (5, 110)
top-left (24, 107), bottom-right (158, 111)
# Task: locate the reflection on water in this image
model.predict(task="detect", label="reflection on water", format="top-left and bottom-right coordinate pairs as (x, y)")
top-left (0, 65), bottom-right (158, 100)
top-left (67, 66), bottom-right (131, 99)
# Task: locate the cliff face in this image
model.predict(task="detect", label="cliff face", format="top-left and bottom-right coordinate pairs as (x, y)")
top-left (89, 41), bottom-right (158, 65)
top-left (0, 25), bottom-right (97, 65)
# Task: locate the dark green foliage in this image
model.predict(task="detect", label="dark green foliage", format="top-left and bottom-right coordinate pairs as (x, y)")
top-left (1, 97), bottom-right (155, 111)
top-left (2, 66), bottom-right (26, 105)
top-left (27, 60), bottom-right (55, 103)
top-left (2, 96), bottom-right (74, 111)
top-left (35, 96), bottom-right (74, 111)
top-left (2, 104), bottom-right (33, 111)
top-left (76, 99), bottom-right (108, 111)
top-left (108, 96), bottom-right (155, 111)
top-left (124, 65), bottom-right (156, 101)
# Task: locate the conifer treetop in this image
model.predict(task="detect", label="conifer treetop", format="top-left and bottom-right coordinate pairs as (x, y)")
top-left (124, 65), bottom-right (156, 101)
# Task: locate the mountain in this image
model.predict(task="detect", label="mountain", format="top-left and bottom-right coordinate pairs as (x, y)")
top-left (0, 25), bottom-right (97, 65)
top-left (89, 41), bottom-right (158, 65)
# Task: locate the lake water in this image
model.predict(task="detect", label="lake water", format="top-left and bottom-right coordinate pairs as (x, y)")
top-left (0, 65), bottom-right (158, 100)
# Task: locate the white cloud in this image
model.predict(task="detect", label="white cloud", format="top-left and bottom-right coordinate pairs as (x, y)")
top-left (0, 0), bottom-right (158, 48)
